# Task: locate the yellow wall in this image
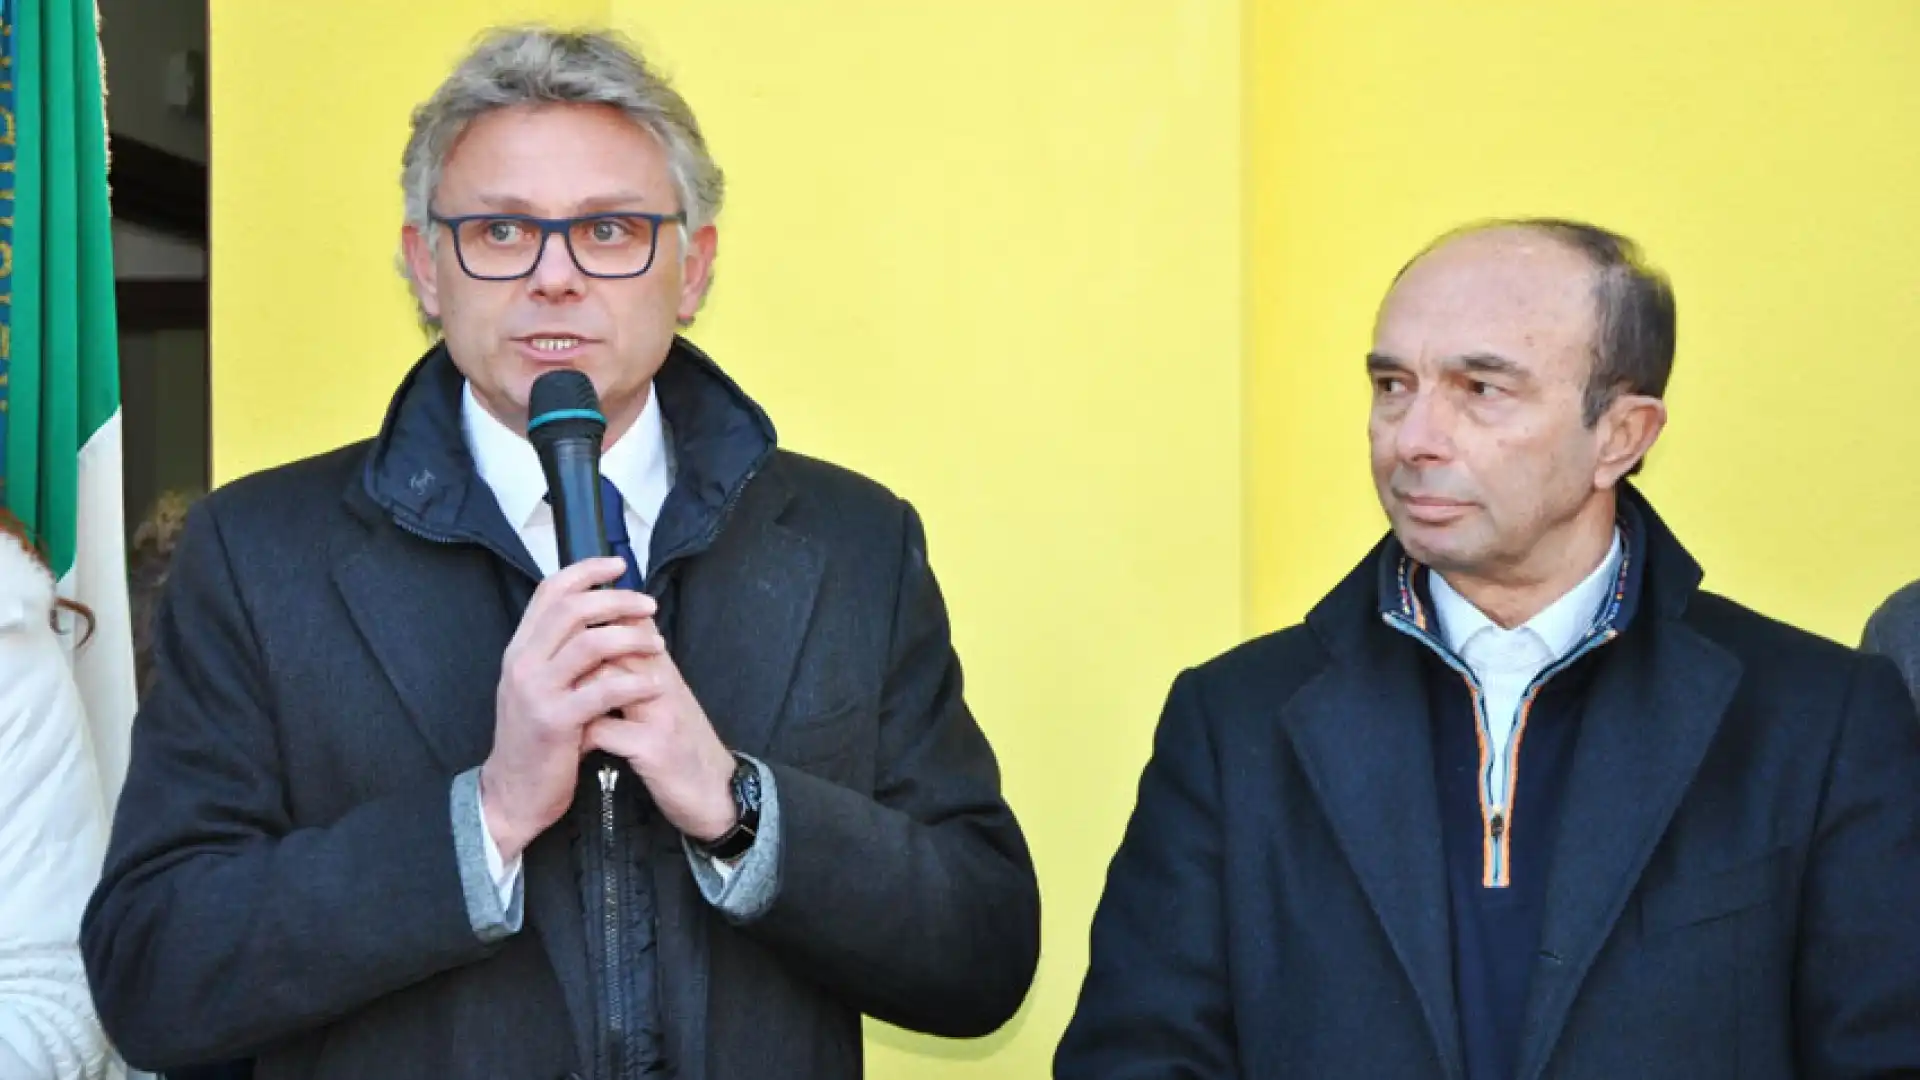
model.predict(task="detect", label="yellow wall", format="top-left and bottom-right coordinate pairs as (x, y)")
top-left (1246, 1), bottom-right (1920, 643)
top-left (209, 1), bottom-right (1244, 1077)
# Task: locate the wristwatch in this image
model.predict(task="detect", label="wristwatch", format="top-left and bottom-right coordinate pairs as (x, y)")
top-left (696, 754), bottom-right (762, 862)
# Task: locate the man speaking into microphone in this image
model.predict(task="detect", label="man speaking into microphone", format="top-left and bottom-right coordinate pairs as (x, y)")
top-left (81, 24), bottom-right (1039, 1080)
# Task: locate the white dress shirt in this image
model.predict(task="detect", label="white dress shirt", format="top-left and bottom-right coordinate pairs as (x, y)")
top-left (463, 381), bottom-right (672, 582)
top-left (1429, 529), bottom-right (1623, 833)
top-left (461, 382), bottom-right (752, 905)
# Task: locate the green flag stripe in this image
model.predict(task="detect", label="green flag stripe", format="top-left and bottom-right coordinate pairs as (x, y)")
top-left (37, 0), bottom-right (79, 580)
top-left (8, 0), bottom-right (53, 555)
top-left (0, 1), bottom-right (14, 497)
top-left (68, 0), bottom-right (117, 449)
top-left (2, 0), bottom-right (121, 579)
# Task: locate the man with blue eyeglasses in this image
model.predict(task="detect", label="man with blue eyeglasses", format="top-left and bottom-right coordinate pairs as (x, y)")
top-left (82, 26), bottom-right (1038, 1080)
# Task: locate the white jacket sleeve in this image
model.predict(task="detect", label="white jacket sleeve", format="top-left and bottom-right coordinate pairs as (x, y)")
top-left (0, 534), bottom-right (116, 1080)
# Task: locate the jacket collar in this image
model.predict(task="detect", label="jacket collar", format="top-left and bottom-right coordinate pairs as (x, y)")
top-left (355, 335), bottom-right (778, 574)
top-left (1305, 482), bottom-right (1695, 656)
top-left (1382, 494), bottom-right (1648, 660)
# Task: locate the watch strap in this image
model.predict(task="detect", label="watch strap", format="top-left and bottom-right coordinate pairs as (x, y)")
top-left (697, 755), bottom-right (761, 861)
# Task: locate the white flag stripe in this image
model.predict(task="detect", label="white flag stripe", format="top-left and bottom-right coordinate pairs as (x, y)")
top-left (59, 407), bottom-right (136, 815)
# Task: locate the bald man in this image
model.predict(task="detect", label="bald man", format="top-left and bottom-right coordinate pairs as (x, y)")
top-left (1058, 219), bottom-right (1920, 1080)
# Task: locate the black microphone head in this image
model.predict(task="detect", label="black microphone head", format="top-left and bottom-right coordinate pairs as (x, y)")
top-left (528, 369), bottom-right (611, 568)
top-left (527, 369), bottom-right (606, 450)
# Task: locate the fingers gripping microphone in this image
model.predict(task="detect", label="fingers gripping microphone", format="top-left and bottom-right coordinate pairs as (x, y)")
top-left (527, 370), bottom-right (610, 570)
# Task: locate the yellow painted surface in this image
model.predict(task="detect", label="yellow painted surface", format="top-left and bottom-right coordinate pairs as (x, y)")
top-left (210, 1), bottom-right (1244, 1076)
top-left (1246, 2), bottom-right (1920, 644)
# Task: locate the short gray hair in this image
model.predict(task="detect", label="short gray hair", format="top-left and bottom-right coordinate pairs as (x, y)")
top-left (398, 26), bottom-right (726, 331)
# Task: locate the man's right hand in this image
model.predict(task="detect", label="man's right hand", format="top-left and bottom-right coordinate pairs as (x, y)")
top-left (480, 556), bottom-right (666, 862)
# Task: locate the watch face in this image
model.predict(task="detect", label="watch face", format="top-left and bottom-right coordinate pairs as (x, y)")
top-left (733, 761), bottom-right (762, 811)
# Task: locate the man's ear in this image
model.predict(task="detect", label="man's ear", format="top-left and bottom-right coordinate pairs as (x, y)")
top-left (1594, 393), bottom-right (1667, 488)
top-left (675, 223), bottom-right (719, 325)
top-left (401, 223), bottom-right (442, 322)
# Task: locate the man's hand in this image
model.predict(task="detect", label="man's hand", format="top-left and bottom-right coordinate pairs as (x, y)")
top-left (583, 644), bottom-right (740, 845)
top-left (480, 556), bottom-right (666, 862)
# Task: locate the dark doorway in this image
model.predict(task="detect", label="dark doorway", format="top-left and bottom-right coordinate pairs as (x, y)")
top-left (100, 0), bottom-right (209, 541)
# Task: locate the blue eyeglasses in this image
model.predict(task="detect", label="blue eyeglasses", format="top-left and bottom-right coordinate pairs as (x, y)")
top-left (429, 210), bottom-right (689, 281)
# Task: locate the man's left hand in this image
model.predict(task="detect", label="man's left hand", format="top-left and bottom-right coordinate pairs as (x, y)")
top-left (581, 627), bottom-right (739, 844)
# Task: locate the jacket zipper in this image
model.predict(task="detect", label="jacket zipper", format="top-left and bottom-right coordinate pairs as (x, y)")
top-left (390, 514), bottom-right (541, 580)
top-left (1382, 614), bottom-right (1617, 889)
top-left (1383, 614), bottom-right (1506, 883)
top-left (599, 764), bottom-right (626, 1080)
top-left (390, 515), bottom-right (457, 547)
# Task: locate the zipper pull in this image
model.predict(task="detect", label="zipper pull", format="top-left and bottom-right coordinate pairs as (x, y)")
top-left (1490, 813), bottom-right (1506, 840)
top-left (599, 764), bottom-right (619, 794)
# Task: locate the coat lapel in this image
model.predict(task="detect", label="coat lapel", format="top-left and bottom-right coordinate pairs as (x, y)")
top-left (1514, 622), bottom-right (1741, 1080)
top-left (329, 522), bottom-right (510, 772)
top-left (1285, 629), bottom-right (1466, 1080)
top-left (331, 508), bottom-right (604, 1068)
top-left (665, 477), bottom-right (825, 758)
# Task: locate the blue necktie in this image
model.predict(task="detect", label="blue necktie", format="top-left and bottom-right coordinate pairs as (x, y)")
top-left (599, 476), bottom-right (645, 591)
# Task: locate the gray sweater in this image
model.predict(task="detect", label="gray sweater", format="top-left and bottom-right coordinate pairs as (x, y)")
top-left (1863, 580), bottom-right (1920, 706)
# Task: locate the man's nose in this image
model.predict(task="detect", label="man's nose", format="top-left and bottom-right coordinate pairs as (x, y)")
top-left (1393, 389), bottom-right (1454, 464)
top-left (526, 231), bottom-right (584, 298)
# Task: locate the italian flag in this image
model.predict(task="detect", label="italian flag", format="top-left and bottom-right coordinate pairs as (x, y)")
top-left (1, 0), bottom-right (137, 812)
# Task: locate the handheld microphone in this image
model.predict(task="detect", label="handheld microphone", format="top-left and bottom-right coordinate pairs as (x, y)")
top-left (527, 371), bottom-right (640, 786)
top-left (526, 370), bottom-right (610, 570)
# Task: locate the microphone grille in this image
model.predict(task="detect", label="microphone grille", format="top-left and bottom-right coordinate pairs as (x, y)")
top-left (527, 370), bottom-right (605, 438)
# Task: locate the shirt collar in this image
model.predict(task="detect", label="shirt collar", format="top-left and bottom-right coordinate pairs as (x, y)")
top-left (1429, 527), bottom-right (1624, 662)
top-left (461, 381), bottom-right (673, 530)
